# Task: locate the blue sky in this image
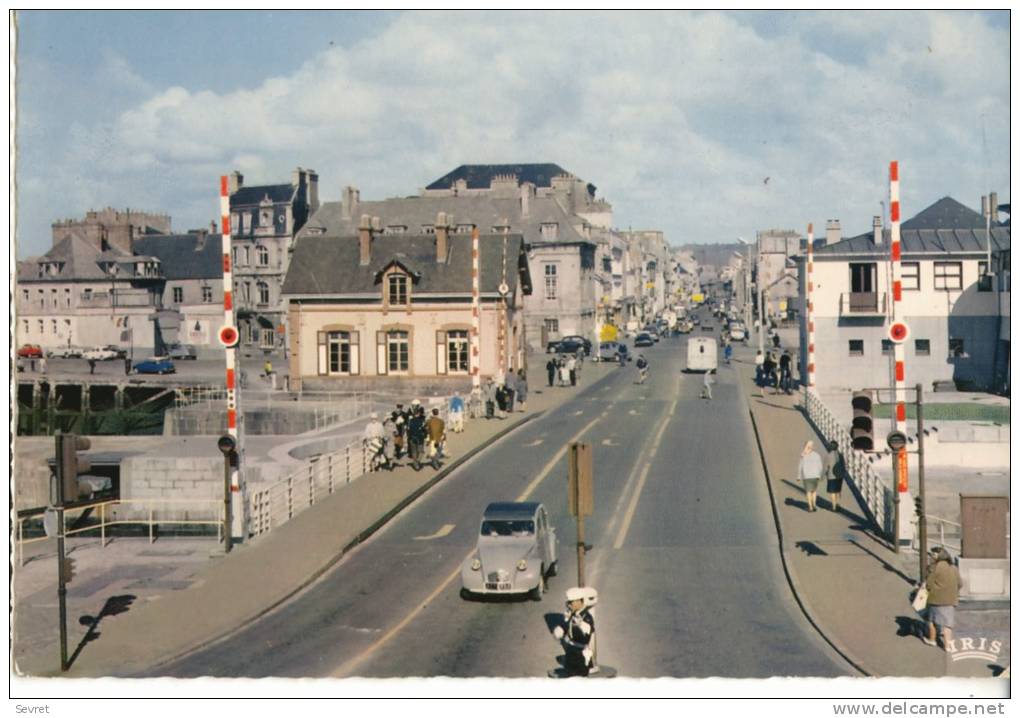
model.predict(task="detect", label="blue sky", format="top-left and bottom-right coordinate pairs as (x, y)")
top-left (13, 10), bottom-right (1011, 258)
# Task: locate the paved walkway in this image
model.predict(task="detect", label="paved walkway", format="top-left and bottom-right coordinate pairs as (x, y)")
top-left (13, 358), bottom-right (616, 677)
top-left (739, 350), bottom-right (1008, 678)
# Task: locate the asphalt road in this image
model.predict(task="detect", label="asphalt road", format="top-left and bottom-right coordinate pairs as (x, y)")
top-left (151, 322), bottom-right (851, 678)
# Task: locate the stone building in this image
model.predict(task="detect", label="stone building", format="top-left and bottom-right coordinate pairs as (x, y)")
top-left (283, 215), bottom-right (532, 392)
top-left (299, 164), bottom-right (604, 352)
top-left (754, 228), bottom-right (802, 324)
top-left (51, 207), bottom-right (172, 255)
top-left (226, 168), bottom-right (319, 351)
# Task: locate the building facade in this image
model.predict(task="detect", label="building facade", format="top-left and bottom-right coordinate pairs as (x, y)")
top-left (283, 217), bottom-right (532, 392)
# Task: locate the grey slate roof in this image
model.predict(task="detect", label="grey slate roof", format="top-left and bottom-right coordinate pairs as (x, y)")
top-left (133, 233), bottom-right (223, 280)
top-left (301, 193), bottom-right (592, 247)
top-left (426, 164), bottom-right (571, 191)
top-left (231, 183), bottom-right (294, 207)
top-left (282, 233), bottom-right (531, 298)
top-left (16, 235), bottom-right (134, 281)
top-left (901, 196), bottom-right (998, 230)
top-left (813, 227), bottom-right (1010, 257)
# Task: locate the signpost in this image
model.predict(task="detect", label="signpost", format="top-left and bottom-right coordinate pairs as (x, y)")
top-left (567, 442), bottom-right (593, 587)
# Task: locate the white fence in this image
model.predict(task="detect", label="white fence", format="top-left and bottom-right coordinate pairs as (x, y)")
top-left (804, 389), bottom-right (893, 538)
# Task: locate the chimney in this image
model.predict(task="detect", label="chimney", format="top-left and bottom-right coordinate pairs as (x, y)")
top-left (435, 211), bottom-right (449, 263)
top-left (228, 171), bottom-right (244, 194)
top-left (990, 192), bottom-right (998, 224)
top-left (872, 216), bottom-right (882, 246)
top-left (520, 182), bottom-right (533, 218)
top-left (359, 214), bottom-right (374, 266)
top-left (342, 186), bottom-right (360, 221)
top-left (825, 219), bottom-right (841, 246)
top-left (210, 220), bottom-right (218, 234)
top-left (307, 169), bottom-right (319, 213)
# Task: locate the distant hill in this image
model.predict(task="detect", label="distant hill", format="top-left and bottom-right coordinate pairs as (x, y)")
top-left (681, 243), bottom-right (743, 269)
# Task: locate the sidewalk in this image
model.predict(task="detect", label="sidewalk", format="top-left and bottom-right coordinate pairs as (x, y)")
top-left (740, 355), bottom-right (1008, 678)
top-left (14, 358), bottom-right (616, 677)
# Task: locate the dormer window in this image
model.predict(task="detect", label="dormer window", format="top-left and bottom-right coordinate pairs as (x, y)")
top-left (541, 223), bottom-right (559, 240)
top-left (260, 209), bottom-right (272, 226)
top-left (388, 273), bottom-right (409, 305)
top-left (386, 225), bottom-right (407, 235)
top-left (456, 224), bottom-right (475, 234)
top-left (421, 225), bottom-right (435, 234)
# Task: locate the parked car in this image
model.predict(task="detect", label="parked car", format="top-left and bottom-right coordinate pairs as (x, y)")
top-left (727, 323), bottom-right (746, 341)
top-left (550, 338), bottom-right (587, 356)
top-left (17, 344), bottom-right (44, 358)
top-left (634, 332), bottom-right (655, 348)
top-left (594, 341), bottom-right (619, 361)
top-left (461, 502), bottom-right (557, 601)
top-left (133, 357), bottom-right (176, 375)
top-left (167, 344), bottom-right (198, 361)
top-left (82, 347), bottom-right (120, 361)
top-left (101, 345), bottom-right (128, 360)
top-left (559, 335), bottom-right (592, 355)
top-left (47, 345), bottom-right (85, 359)
top-left (546, 339), bottom-right (563, 354)
top-left (642, 326), bottom-right (660, 342)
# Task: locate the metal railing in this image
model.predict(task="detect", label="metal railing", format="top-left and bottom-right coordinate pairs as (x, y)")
top-left (804, 389), bottom-right (892, 537)
top-left (14, 498), bottom-right (224, 567)
top-left (838, 291), bottom-right (887, 316)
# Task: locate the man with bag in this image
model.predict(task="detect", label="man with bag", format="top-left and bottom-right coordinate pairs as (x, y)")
top-left (919, 547), bottom-right (962, 649)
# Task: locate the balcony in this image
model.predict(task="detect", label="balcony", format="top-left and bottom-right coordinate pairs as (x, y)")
top-left (79, 290), bottom-right (159, 309)
top-left (839, 292), bottom-right (887, 317)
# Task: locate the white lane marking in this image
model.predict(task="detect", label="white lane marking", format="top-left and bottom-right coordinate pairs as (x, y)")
top-left (524, 438), bottom-right (544, 447)
top-left (333, 406), bottom-right (611, 677)
top-left (573, 410), bottom-right (584, 416)
top-left (628, 409), bottom-right (640, 416)
top-left (601, 438), bottom-right (617, 446)
top-left (413, 524), bottom-right (455, 541)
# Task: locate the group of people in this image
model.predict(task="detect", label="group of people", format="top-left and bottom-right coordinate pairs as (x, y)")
top-left (479, 369), bottom-right (528, 419)
top-left (363, 399), bottom-right (447, 472)
top-left (546, 354), bottom-right (581, 387)
top-left (796, 439), bottom-right (844, 512)
top-left (754, 348), bottom-right (795, 394)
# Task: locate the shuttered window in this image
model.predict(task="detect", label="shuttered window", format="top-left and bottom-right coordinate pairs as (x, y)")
top-left (436, 331), bottom-right (447, 375)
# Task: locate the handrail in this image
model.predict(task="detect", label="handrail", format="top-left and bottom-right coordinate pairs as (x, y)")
top-left (14, 498), bottom-right (224, 567)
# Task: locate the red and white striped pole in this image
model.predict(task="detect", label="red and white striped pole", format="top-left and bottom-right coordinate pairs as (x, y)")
top-left (806, 223), bottom-right (815, 390)
top-left (220, 176), bottom-right (246, 539)
top-left (889, 161), bottom-right (908, 494)
top-left (470, 227), bottom-right (481, 390)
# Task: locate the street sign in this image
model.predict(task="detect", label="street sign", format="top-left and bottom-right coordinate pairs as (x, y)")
top-left (218, 325), bottom-right (240, 347)
top-left (886, 430), bottom-right (908, 452)
top-left (896, 448), bottom-right (908, 493)
top-left (889, 321), bottom-right (910, 343)
top-left (599, 324), bottom-right (618, 342)
top-left (568, 442), bottom-right (593, 517)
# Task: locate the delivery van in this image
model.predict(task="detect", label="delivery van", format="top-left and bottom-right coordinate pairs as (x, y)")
top-left (686, 337), bottom-right (718, 372)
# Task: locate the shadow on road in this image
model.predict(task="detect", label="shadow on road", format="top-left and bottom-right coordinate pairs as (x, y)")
top-left (795, 540), bottom-right (829, 557)
top-left (69, 594), bottom-right (136, 669)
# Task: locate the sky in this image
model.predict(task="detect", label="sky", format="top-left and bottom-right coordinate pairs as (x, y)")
top-left (12, 10), bottom-right (1011, 258)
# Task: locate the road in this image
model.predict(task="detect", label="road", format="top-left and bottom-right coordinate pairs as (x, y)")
top-left (150, 321), bottom-right (852, 678)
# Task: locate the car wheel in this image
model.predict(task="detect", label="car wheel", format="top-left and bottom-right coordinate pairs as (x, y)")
top-left (529, 566), bottom-right (546, 601)
top-left (547, 561), bottom-right (558, 578)
top-left (460, 587), bottom-right (472, 601)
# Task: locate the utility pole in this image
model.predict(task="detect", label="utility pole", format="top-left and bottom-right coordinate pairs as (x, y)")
top-left (916, 383), bottom-right (928, 580)
top-left (568, 442), bottom-right (593, 586)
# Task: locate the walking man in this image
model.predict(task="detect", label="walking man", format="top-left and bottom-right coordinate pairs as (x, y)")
top-left (779, 350), bottom-right (792, 394)
top-left (700, 368), bottom-right (715, 400)
top-left (567, 355), bottom-right (577, 386)
top-left (505, 369), bottom-right (517, 413)
top-left (546, 357), bottom-right (557, 387)
top-left (407, 406), bottom-right (428, 471)
top-left (425, 408), bottom-right (446, 468)
top-left (923, 547), bottom-right (961, 649)
top-left (636, 354), bottom-right (649, 384)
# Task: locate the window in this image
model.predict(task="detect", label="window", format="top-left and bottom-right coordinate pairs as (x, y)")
top-left (544, 264), bottom-right (558, 300)
top-left (949, 337), bottom-right (966, 358)
top-left (202, 286), bottom-right (213, 303)
top-left (37, 319), bottom-right (44, 335)
top-left (257, 245), bottom-right (270, 266)
top-left (849, 263), bottom-right (877, 293)
top-left (260, 328), bottom-right (275, 349)
top-left (901, 262), bottom-right (920, 291)
top-left (51, 319), bottom-right (58, 335)
top-left (64, 288), bottom-right (71, 307)
top-left (257, 281), bottom-right (270, 305)
top-left (21, 289), bottom-right (28, 303)
top-left (447, 330), bottom-right (469, 373)
top-left (915, 339), bottom-right (931, 356)
top-left (38, 289), bottom-right (45, 308)
top-left (387, 274), bottom-right (408, 305)
top-left (456, 224), bottom-right (474, 234)
top-left (978, 261), bottom-right (993, 292)
top-left (421, 225), bottom-right (435, 234)
top-left (83, 288), bottom-right (92, 300)
top-left (172, 287), bottom-right (184, 304)
top-left (387, 330), bottom-right (410, 373)
top-left (242, 246), bottom-right (251, 266)
top-left (51, 289), bottom-right (58, 305)
top-left (385, 225), bottom-right (407, 235)
top-left (243, 213), bottom-right (252, 233)
top-left (242, 282), bottom-right (251, 304)
top-left (22, 319), bottom-right (28, 336)
top-left (260, 210), bottom-right (272, 226)
top-left (328, 331), bottom-right (352, 374)
top-left (545, 318), bottom-right (559, 335)
top-left (848, 340), bottom-right (864, 357)
top-left (934, 262), bottom-right (962, 290)
top-left (541, 222), bottom-right (559, 240)
top-left (881, 339), bottom-right (893, 356)
top-left (230, 213), bottom-right (239, 235)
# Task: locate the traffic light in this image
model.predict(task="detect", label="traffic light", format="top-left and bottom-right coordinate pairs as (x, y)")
top-left (55, 433), bottom-right (91, 506)
top-left (850, 391), bottom-right (875, 451)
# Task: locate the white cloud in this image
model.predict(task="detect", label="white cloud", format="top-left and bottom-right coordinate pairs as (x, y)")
top-left (16, 10), bottom-right (1010, 255)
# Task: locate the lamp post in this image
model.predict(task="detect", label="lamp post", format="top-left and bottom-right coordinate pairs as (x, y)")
top-left (737, 238), bottom-right (753, 334)
top-left (216, 435), bottom-right (236, 553)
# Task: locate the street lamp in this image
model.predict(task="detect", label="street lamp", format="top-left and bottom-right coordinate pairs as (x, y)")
top-left (216, 435), bottom-right (237, 553)
top-left (736, 238), bottom-right (753, 333)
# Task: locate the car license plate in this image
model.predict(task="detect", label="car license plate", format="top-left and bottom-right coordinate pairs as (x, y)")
top-left (485, 582), bottom-right (512, 591)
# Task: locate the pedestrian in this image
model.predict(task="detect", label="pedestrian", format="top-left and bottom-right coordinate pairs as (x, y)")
top-left (392, 403), bottom-right (407, 457)
top-left (382, 413), bottom-right (397, 466)
top-left (516, 369), bottom-right (528, 411)
top-left (553, 587), bottom-right (598, 677)
top-left (263, 358), bottom-right (273, 377)
top-left (797, 440), bottom-right (823, 512)
top-left (363, 412), bottom-right (390, 471)
top-left (483, 378), bottom-right (497, 419)
top-left (468, 385), bottom-right (483, 419)
top-left (723, 343), bottom-right (733, 365)
top-left (636, 354), bottom-right (649, 384)
top-left (772, 332), bottom-right (781, 349)
top-left (923, 547), bottom-right (961, 649)
top-left (425, 408), bottom-right (446, 467)
top-left (754, 350), bottom-right (764, 386)
top-left (87, 358), bottom-right (96, 375)
top-left (406, 405), bottom-right (428, 470)
top-left (567, 355), bottom-right (577, 386)
top-left (546, 357), bottom-right (557, 387)
top-left (505, 369), bottom-right (517, 412)
top-left (494, 382), bottom-right (508, 419)
top-left (449, 392), bottom-right (465, 433)
top-left (559, 357), bottom-right (571, 387)
top-left (824, 439), bottom-right (843, 512)
top-left (124, 356), bottom-right (132, 375)
top-left (700, 368), bottom-right (714, 400)
top-left (779, 350), bottom-right (792, 394)
top-left (39, 356), bottom-right (47, 375)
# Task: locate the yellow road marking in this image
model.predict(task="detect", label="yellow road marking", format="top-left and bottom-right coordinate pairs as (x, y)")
top-left (333, 407), bottom-right (610, 677)
top-left (413, 523), bottom-right (455, 541)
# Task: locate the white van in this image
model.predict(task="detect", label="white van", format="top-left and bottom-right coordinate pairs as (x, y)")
top-left (686, 337), bottom-right (718, 372)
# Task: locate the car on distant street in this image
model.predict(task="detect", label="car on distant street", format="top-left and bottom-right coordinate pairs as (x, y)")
top-left (594, 341), bottom-right (620, 361)
top-left (727, 323), bottom-right (746, 341)
top-left (560, 335), bottom-right (592, 355)
top-left (642, 326), bottom-right (660, 342)
top-left (101, 345), bottom-right (129, 360)
top-left (691, 316), bottom-right (701, 326)
top-left (167, 344), bottom-right (198, 361)
top-left (83, 347), bottom-right (120, 361)
top-left (549, 338), bottom-right (587, 356)
top-left (461, 501), bottom-right (557, 601)
top-left (17, 344), bottom-right (44, 358)
top-left (634, 332), bottom-right (655, 348)
top-left (47, 345), bottom-right (86, 359)
top-left (133, 357), bottom-right (176, 375)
